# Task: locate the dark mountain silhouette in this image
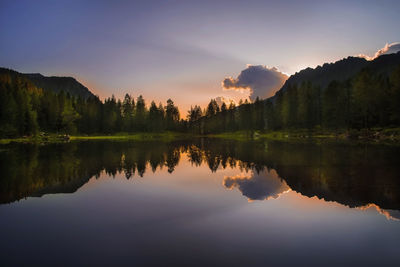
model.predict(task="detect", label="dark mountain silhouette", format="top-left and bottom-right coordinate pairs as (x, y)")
top-left (0, 67), bottom-right (95, 99)
top-left (275, 51), bottom-right (400, 96)
top-left (0, 67), bottom-right (41, 92)
top-left (24, 73), bottom-right (95, 99)
top-left (189, 51), bottom-right (400, 134)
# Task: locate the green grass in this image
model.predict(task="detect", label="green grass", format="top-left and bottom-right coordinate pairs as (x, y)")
top-left (70, 132), bottom-right (190, 142)
top-left (209, 128), bottom-right (400, 142)
top-left (0, 137), bottom-right (31, 144)
top-left (209, 130), bottom-right (322, 141)
top-left (207, 131), bottom-right (255, 141)
top-left (0, 132), bottom-right (191, 144)
top-left (2, 128), bottom-right (400, 145)
top-left (259, 129), bottom-right (337, 140)
top-left (0, 134), bottom-right (70, 144)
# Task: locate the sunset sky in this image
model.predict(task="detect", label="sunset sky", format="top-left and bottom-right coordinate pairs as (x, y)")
top-left (1, 0), bottom-right (400, 112)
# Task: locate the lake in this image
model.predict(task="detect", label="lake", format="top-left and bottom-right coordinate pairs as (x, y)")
top-left (1, 139), bottom-right (400, 266)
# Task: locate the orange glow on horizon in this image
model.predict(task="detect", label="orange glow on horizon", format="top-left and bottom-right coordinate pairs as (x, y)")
top-left (357, 203), bottom-right (400, 221)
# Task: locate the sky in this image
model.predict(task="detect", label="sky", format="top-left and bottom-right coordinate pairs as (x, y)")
top-left (1, 0), bottom-right (400, 112)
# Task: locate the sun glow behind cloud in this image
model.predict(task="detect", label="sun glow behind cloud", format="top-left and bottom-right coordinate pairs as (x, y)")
top-left (222, 65), bottom-right (288, 101)
top-left (358, 42), bottom-right (400, 60)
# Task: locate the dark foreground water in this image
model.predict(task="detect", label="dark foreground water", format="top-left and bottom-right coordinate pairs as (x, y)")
top-left (0, 139), bottom-right (400, 266)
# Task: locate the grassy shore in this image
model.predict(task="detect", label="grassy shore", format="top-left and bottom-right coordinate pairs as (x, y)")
top-left (0, 132), bottom-right (191, 144)
top-left (210, 128), bottom-right (400, 142)
top-left (70, 132), bottom-right (192, 141)
top-left (1, 128), bottom-right (400, 144)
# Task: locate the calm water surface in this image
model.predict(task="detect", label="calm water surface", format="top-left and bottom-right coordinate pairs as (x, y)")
top-left (0, 139), bottom-right (400, 266)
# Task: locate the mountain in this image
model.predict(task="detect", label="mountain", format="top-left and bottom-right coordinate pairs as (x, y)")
top-left (0, 67), bottom-right (41, 93)
top-left (275, 51), bottom-right (400, 96)
top-left (0, 67), bottom-right (96, 99)
top-left (24, 73), bottom-right (95, 99)
top-left (191, 51), bottom-right (400, 134)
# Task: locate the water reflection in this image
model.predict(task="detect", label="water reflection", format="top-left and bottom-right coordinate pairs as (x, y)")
top-left (357, 204), bottom-right (400, 221)
top-left (223, 170), bottom-right (290, 201)
top-left (1, 139), bottom-right (400, 216)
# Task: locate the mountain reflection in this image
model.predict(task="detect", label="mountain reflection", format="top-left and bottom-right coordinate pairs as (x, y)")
top-left (1, 139), bottom-right (400, 217)
top-left (357, 204), bottom-right (400, 221)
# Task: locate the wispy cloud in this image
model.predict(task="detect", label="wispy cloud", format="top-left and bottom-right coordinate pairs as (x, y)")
top-left (358, 42), bottom-right (400, 61)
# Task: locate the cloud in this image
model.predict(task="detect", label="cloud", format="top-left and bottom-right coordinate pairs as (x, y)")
top-left (358, 42), bottom-right (400, 61)
top-left (223, 169), bottom-right (290, 201)
top-left (215, 96), bottom-right (236, 107)
top-left (222, 65), bottom-right (288, 101)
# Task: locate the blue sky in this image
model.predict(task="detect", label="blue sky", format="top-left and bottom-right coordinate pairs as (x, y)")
top-left (1, 0), bottom-right (399, 111)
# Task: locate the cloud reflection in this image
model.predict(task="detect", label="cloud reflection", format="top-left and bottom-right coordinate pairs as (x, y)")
top-left (223, 169), bottom-right (290, 201)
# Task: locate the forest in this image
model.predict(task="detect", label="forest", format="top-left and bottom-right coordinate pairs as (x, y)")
top-left (0, 68), bottom-right (183, 136)
top-left (1, 58), bottom-right (400, 138)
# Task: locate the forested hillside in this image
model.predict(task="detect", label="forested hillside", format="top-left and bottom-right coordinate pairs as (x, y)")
top-left (0, 68), bottom-right (182, 137)
top-left (190, 52), bottom-right (400, 134)
top-left (25, 73), bottom-right (95, 99)
top-left (1, 52), bottom-right (400, 138)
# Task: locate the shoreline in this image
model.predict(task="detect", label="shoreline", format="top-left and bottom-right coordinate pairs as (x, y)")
top-left (0, 132), bottom-right (191, 145)
top-left (1, 128), bottom-right (400, 145)
top-left (210, 128), bottom-right (400, 142)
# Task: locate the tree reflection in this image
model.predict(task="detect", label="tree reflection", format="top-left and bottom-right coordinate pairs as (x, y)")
top-left (1, 139), bottom-right (400, 214)
top-left (0, 141), bottom-right (183, 203)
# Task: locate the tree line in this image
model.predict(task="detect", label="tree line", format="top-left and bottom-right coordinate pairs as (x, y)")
top-left (1, 65), bottom-right (400, 137)
top-left (189, 65), bottom-right (400, 134)
top-left (0, 71), bottom-right (183, 137)
top-left (263, 66), bottom-right (400, 131)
